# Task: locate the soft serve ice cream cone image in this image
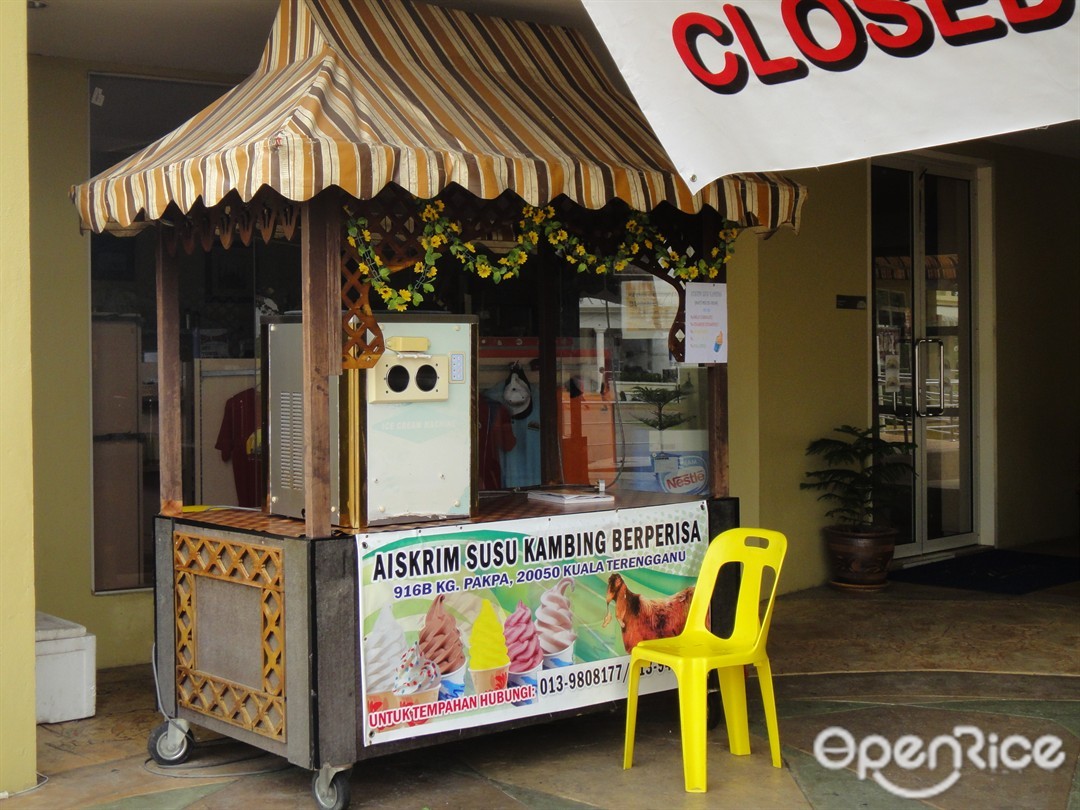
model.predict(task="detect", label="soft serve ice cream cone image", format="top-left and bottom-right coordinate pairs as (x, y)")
top-left (504, 600), bottom-right (543, 705)
top-left (363, 605), bottom-right (407, 726)
top-left (392, 642), bottom-right (442, 726)
top-left (419, 594), bottom-right (467, 700)
top-left (536, 577), bottom-right (577, 668)
top-left (467, 599), bottom-right (510, 693)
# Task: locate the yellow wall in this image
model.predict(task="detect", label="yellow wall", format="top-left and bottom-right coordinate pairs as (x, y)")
top-left (27, 56), bottom-right (154, 668)
top-left (728, 233), bottom-right (761, 526)
top-left (754, 162), bottom-right (872, 592)
top-left (0, 3), bottom-right (38, 796)
top-left (981, 145), bottom-right (1080, 545)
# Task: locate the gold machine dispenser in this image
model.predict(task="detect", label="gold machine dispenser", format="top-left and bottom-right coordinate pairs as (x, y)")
top-left (266, 314), bottom-right (478, 528)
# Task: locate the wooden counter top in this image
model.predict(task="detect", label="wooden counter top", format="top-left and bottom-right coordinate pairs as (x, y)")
top-left (174, 490), bottom-right (705, 540)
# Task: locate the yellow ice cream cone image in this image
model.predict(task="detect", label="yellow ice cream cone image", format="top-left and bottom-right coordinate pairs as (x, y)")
top-left (467, 599), bottom-right (510, 693)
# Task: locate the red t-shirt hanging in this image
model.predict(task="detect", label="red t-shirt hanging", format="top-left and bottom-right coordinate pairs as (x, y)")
top-left (215, 387), bottom-right (262, 507)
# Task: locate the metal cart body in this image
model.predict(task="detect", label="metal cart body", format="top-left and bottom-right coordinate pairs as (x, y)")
top-left (152, 495), bottom-right (738, 787)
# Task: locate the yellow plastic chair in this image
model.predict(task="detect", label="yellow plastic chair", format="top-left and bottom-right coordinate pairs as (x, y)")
top-left (622, 527), bottom-right (788, 793)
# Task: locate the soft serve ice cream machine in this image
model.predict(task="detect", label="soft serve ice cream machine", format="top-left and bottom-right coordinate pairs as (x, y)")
top-left (267, 315), bottom-right (477, 527)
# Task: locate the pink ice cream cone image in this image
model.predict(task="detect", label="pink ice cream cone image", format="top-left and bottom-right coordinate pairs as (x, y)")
top-left (504, 601), bottom-right (543, 705)
top-left (536, 577), bottom-right (577, 668)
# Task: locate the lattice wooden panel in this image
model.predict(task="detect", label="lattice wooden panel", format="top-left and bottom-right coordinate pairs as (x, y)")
top-left (340, 240), bottom-right (385, 370)
top-left (175, 669), bottom-right (286, 740)
top-left (440, 186), bottom-right (523, 243)
top-left (173, 532), bottom-right (286, 741)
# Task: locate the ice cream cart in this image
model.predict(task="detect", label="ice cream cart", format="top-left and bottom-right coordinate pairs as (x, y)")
top-left (69, 1), bottom-right (804, 807)
top-left (151, 492), bottom-right (738, 808)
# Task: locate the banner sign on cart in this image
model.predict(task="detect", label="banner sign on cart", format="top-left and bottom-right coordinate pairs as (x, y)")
top-left (582, 0), bottom-right (1080, 194)
top-left (356, 500), bottom-right (709, 745)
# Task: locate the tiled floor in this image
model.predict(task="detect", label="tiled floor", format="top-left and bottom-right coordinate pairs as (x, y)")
top-left (11, 553), bottom-right (1080, 809)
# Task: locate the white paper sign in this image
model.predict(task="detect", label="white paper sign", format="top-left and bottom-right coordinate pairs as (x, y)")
top-left (622, 279), bottom-right (680, 335)
top-left (685, 282), bottom-right (728, 364)
top-left (583, 0), bottom-right (1080, 193)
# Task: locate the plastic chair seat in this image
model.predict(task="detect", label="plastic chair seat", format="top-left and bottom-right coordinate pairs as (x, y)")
top-left (631, 629), bottom-right (758, 663)
top-left (622, 527), bottom-right (787, 793)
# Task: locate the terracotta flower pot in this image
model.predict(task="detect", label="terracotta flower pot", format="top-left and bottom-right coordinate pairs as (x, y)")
top-left (823, 525), bottom-right (897, 591)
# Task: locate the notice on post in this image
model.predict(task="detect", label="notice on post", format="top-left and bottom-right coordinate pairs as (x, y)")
top-left (684, 282), bottom-right (728, 364)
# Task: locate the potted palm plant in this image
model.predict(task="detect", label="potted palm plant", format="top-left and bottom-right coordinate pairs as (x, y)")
top-left (801, 424), bottom-right (914, 590)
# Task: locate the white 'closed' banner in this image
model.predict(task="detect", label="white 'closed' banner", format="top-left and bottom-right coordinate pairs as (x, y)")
top-left (582, 0), bottom-right (1079, 194)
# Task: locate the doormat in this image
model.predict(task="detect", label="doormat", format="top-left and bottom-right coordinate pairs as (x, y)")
top-left (890, 549), bottom-right (1080, 595)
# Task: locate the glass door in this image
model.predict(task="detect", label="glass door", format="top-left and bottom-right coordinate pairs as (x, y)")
top-left (872, 160), bottom-right (977, 557)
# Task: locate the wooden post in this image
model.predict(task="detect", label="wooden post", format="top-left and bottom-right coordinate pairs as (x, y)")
top-left (301, 192), bottom-right (340, 538)
top-left (699, 213), bottom-right (730, 498)
top-left (537, 246), bottom-right (560, 485)
top-left (155, 228), bottom-right (183, 516)
top-left (707, 363), bottom-right (730, 498)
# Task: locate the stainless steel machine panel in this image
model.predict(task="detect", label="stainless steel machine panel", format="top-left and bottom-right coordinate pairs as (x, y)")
top-left (266, 322), bottom-right (340, 522)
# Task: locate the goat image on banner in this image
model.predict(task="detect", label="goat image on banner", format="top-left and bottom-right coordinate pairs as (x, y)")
top-left (356, 500), bottom-right (709, 745)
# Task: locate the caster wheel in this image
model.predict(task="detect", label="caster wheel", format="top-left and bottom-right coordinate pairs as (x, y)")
top-left (147, 721), bottom-right (194, 766)
top-left (312, 768), bottom-right (351, 810)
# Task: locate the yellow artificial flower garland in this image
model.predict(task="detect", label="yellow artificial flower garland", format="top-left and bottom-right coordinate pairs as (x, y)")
top-left (345, 198), bottom-right (740, 311)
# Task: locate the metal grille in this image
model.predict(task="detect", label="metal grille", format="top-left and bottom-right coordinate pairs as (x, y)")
top-left (278, 391), bottom-right (304, 490)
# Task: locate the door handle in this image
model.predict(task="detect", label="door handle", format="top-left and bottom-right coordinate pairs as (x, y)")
top-left (914, 338), bottom-right (945, 417)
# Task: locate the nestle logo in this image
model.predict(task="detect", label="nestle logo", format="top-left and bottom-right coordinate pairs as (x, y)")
top-left (661, 466), bottom-right (706, 493)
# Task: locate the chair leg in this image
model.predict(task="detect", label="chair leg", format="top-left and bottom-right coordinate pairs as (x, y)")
top-left (677, 659), bottom-right (709, 792)
top-left (756, 659), bottom-right (782, 768)
top-left (623, 656), bottom-right (642, 770)
top-left (716, 665), bottom-right (750, 756)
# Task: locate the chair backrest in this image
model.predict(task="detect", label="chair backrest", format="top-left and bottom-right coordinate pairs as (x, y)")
top-left (685, 528), bottom-right (788, 653)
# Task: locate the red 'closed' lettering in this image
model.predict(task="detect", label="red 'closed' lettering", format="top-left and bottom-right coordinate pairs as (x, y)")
top-left (782, 0), bottom-right (868, 68)
top-left (725, 3), bottom-right (808, 83)
top-left (924, 0), bottom-right (1007, 45)
top-left (671, 11), bottom-right (747, 92)
top-left (854, 0), bottom-right (935, 56)
top-left (999, 0), bottom-right (1070, 32)
top-left (671, 0), bottom-right (1073, 92)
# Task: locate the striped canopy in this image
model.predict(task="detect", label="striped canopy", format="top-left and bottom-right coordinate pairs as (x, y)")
top-left (71, 0), bottom-right (806, 233)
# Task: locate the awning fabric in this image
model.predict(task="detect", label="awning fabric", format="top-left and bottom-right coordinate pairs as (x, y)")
top-left (71, 0), bottom-right (807, 233)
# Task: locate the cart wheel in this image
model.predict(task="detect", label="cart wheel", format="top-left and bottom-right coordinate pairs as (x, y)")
top-left (147, 721), bottom-right (194, 766)
top-left (706, 669), bottom-right (722, 730)
top-left (311, 768), bottom-right (351, 810)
